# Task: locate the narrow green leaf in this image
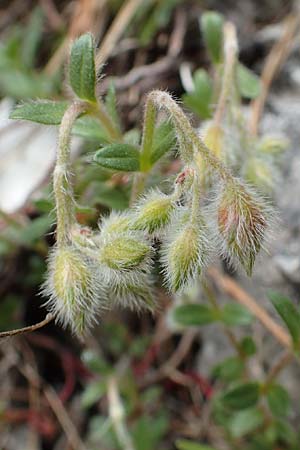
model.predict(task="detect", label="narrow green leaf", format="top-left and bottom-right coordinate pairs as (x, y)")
top-left (176, 440), bottom-right (216, 450)
top-left (69, 33), bottom-right (96, 102)
top-left (151, 120), bottom-right (176, 164)
top-left (94, 144), bottom-right (140, 172)
top-left (269, 291), bottom-right (300, 345)
top-left (266, 384), bottom-right (290, 417)
top-left (229, 408), bottom-right (264, 438)
top-left (21, 7), bottom-right (44, 69)
top-left (221, 382), bottom-right (260, 411)
top-left (182, 69), bottom-right (213, 119)
top-left (10, 100), bottom-right (69, 125)
top-left (171, 304), bottom-right (216, 327)
top-left (221, 303), bottom-right (253, 326)
top-left (200, 12), bottom-right (224, 64)
top-left (236, 63), bottom-right (261, 99)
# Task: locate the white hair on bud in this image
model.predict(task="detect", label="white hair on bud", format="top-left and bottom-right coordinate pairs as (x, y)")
top-left (42, 246), bottom-right (107, 336)
top-left (209, 178), bottom-right (274, 275)
top-left (160, 207), bottom-right (211, 292)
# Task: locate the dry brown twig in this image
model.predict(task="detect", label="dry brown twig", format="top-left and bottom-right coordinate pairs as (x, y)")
top-left (0, 313), bottom-right (54, 339)
top-left (95, 0), bottom-right (144, 70)
top-left (208, 267), bottom-right (292, 350)
top-left (249, 14), bottom-right (300, 135)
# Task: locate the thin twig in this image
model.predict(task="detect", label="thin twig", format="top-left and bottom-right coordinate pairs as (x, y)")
top-left (208, 267), bottom-right (292, 350)
top-left (96, 0), bottom-right (144, 70)
top-left (44, 386), bottom-right (88, 450)
top-left (265, 350), bottom-right (293, 384)
top-left (249, 14), bottom-right (300, 136)
top-left (0, 314), bottom-right (54, 339)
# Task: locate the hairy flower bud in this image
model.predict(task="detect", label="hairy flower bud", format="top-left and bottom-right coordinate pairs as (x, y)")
top-left (244, 156), bottom-right (274, 192)
top-left (132, 189), bottom-right (175, 234)
top-left (216, 180), bottom-right (270, 275)
top-left (258, 136), bottom-right (288, 155)
top-left (99, 234), bottom-right (151, 270)
top-left (99, 212), bottom-right (131, 237)
top-left (161, 210), bottom-right (210, 292)
top-left (43, 246), bottom-right (103, 336)
top-left (203, 123), bottom-right (224, 159)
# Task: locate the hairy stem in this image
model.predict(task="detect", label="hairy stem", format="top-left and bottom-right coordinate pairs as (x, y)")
top-left (54, 101), bottom-right (86, 246)
top-left (146, 90), bottom-right (232, 182)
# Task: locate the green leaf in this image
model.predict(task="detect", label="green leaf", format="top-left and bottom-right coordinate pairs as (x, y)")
top-left (182, 69), bottom-right (213, 119)
top-left (236, 63), bottom-right (261, 99)
top-left (73, 116), bottom-right (108, 143)
top-left (10, 100), bottom-right (69, 124)
top-left (221, 382), bottom-right (260, 411)
top-left (94, 143), bottom-right (140, 172)
top-left (200, 12), bottom-right (224, 64)
top-left (221, 303), bottom-right (253, 326)
top-left (151, 120), bottom-right (176, 164)
top-left (213, 356), bottom-right (244, 381)
top-left (229, 407), bottom-right (264, 438)
top-left (69, 33), bottom-right (96, 102)
top-left (81, 380), bottom-right (106, 408)
top-left (132, 413), bottom-right (169, 450)
top-left (266, 384), bottom-right (290, 417)
top-left (21, 7), bottom-right (44, 69)
top-left (176, 440), bottom-right (216, 450)
top-left (239, 336), bottom-right (256, 356)
top-left (268, 291), bottom-right (300, 345)
top-left (171, 304), bottom-right (217, 327)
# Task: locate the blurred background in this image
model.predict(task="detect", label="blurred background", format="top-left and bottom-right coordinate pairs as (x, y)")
top-left (1, 1), bottom-right (300, 449)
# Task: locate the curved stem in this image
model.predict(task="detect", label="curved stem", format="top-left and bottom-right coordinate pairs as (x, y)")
top-left (145, 90), bottom-right (232, 182)
top-left (54, 101), bottom-right (86, 246)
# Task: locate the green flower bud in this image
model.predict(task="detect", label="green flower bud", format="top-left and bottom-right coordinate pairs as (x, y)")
top-left (216, 181), bottom-right (270, 275)
top-left (132, 189), bottom-right (175, 234)
top-left (109, 271), bottom-right (155, 312)
top-left (161, 210), bottom-right (210, 292)
top-left (99, 212), bottom-right (131, 237)
top-left (258, 136), bottom-right (288, 155)
top-left (100, 235), bottom-right (151, 270)
top-left (43, 246), bottom-right (104, 336)
top-left (244, 156), bottom-right (274, 192)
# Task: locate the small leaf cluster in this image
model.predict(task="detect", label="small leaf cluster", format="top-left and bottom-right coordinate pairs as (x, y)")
top-left (170, 288), bottom-right (300, 449)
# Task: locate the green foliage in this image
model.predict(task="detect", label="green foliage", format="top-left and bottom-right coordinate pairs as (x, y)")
top-left (171, 304), bottom-right (217, 326)
top-left (200, 11), bottom-right (224, 64)
top-left (236, 62), bottom-right (261, 99)
top-left (182, 69), bottom-right (213, 119)
top-left (266, 384), bottom-right (290, 417)
top-left (176, 440), bottom-right (216, 450)
top-left (10, 100), bottom-right (69, 125)
top-left (220, 382), bottom-right (260, 410)
top-left (228, 407), bottom-right (264, 438)
top-left (269, 292), bottom-right (300, 346)
top-left (69, 33), bottom-right (96, 102)
top-left (94, 144), bottom-right (141, 171)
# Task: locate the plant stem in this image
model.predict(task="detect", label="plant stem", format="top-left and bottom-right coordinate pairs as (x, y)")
top-left (146, 90), bottom-right (232, 182)
top-left (92, 99), bottom-right (122, 142)
top-left (140, 99), bottom-right (156, 172)
top-left (108, 376), bottom-right (136, 450)
top-left (213, 22), bottom-right (238, 127)
top-left (54, 101), bottom-right (86, 246)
